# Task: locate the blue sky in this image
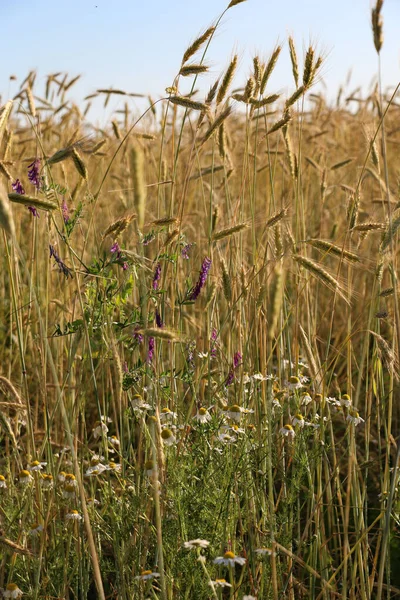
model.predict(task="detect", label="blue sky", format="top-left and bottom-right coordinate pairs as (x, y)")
top-left (1, 0), bottom-right (399, 123)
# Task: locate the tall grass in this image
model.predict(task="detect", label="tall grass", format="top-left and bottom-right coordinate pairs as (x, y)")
top-left (0, 1), bottom-right (399, 598)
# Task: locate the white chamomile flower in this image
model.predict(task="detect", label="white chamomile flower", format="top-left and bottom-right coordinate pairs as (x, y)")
top-left (198, 352), bottom-right (208, 359)
top-left (144, 459), bottom-right (157, 478)
top-left (287, 376), bottom-right (302, 390)
top-left (27, 460), bottom-right (47, 472)
top-left (301, 392), bottom-right (312, 406)
top-left (161, 428), bottom-right (176, 446)
top-left (226, 405), bottom-right (243, 422)
top-left (193, 407), bottom-right (211, 423)
top-left (18, 470), bottom-right (33, 485)
top-left (29, 523), bottom-right (44, 537)
top-left (218, 433), bottom-right (237, 444)
top-left (279, 424), bottom-right (295, 439)
top-left (346, 409), bottom-right (364, 426)
top-left (255, 547), bottom-right (275, 556)
top-left (107, 461), bottom-right (122, 472)
top-left (92, 421), bottom-right (108, 439)
top-left (210, 579), bottom-right (232, 589)
top-left (41, 473), bottom-right (54, 489)
top-left (213, 551), bottom-right (246, 567)
top-left (135, 570), bottom-right (160, 581)
top-left (340, 394), bottom-right (352, 408)
top-left (4, 583), bottom-right (23, 599)
top-left (291, 414), bottom-right (305, 428)
top-left (243, 596), bottom-right (257, 600)
top-left (160, 407), bottom-right (177, 422)
top-left (0, 474), bottom-right (7, 489)
top-left (252, 372), bottom-right (266, 381)
top-left (183, 539), bottom-right (210, 550)
top-left (108, 435), bottom-right (120, 447)
top-left (66, 509), bottom-right (82, 522)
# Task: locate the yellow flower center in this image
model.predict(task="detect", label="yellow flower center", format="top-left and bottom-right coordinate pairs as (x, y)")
top-left (6, 583), bottom-right (19, 591)
top-left (65, 473), bottom-right (76, 481)
top-left (284, 424), bottom-right (294, 431)
top-left (19, 470), bottom-right (30, 478)
top-left (228, 405), bottom-right (241, 413)
top-left (30, 460), bottom-right (40, 467)
top-left (216, 579), bottom-right (227, 583)
top-left (289, 376), bottom-right (300, 384)
top-left (0, 475), bottom-right (5, 481)
top-left (145, 460), bottom-right (154, 470)
top-left (161, 429), bottom-right (173, 439)
top-left (199, 407), bottom-right (207, 415)
top-left (141, 570), bottom-right (152, 576)
top-left (342, 394), bottom-right (351, 400)
top-left (294, 414), bottom-right (304, 420)
top-left (224, 551), bottom-right (235, 559)
top-left (161, 407), bottom-right (171, 414)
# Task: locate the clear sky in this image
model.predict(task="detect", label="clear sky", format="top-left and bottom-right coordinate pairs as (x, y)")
top-left (1, 0), bottom-right (399, 124)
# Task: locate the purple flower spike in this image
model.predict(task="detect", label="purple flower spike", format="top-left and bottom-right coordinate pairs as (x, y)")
top-left (61, 199), bottom-right (70, 223)
top-left (122, 262), bottom-right (128, 271)
top-left (28, 206), bottom-right (40, 218)
top-left (147, 337), bottom-right (155, 363)
top-left (12, 179), bottom-right (25, 195)
top-left (188, 257), bottom-right (212, 301)
top-left (181, 243), bottom-right (192, 260)
top-left (233, 351), bottom-right (242, 369)
top-left (133, 327), bottom-right (143, 344)
top-left (110, 241), bottom-right (121, 255)
top-left (49, 245), bottom-right (72, 279)
top-left (152, 263), bottom-right (161, 291)
top-left (27, 158), bottom-right (41, 190)
top-left (155, 309), bottom-right (163, 328)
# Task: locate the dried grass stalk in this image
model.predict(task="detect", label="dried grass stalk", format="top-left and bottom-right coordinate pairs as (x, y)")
top-left (179, 64), bottom-right (209, 77)
top-left (306, 239), bottom-right (360, 263)
top-left (182, 26), bottom-right (215, 65)
top-left (294, 254), bottom-right (349, 303)
top-left (288, 37), bottom-right (299, 87)
top-left (260, 46), bottom-right (282, 94)
top-left (102, 214), bottom-right (136, 240)
top-left (217, 56), bottom-right (238, 105)
top-left (8, 192), bottom-right (57, 211)
top-left (213, 223), bottom-right (247, 241)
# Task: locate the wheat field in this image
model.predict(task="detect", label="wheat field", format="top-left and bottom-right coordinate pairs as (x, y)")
top-left (0, 1), bottom-right (399, 598)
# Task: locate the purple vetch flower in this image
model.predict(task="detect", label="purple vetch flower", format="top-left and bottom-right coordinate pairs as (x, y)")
top-left (49, 245), bottom-right (73, 279)
top-left (110, 241), bottom-right (121, 255)
top-left (181, 243), bottom-right (193, 260)
top-left (233, 351), bottom-right (242, 369)
top-left (142, 232), bottom-right (155, 246)
top-left (12, 179), bottom-right (25, 195)
top-left (225, 371), bottom-right (235, 387)
top-left (28, 206), bottom-right (40, 218)
top-left (152, 263), bottom-right (161, 291)
top-left (27, 158), bottom-right (41, 190)
top-left (122, 262), bottom-right (128, 271)
top-left (133, 327), bottom-right (143, 344)
top-left (225, 351), bottom-right (243, 386)
top-left (155, 309), bottom-right (163, 328)
top-left (147, 337), bottom-right (155, 363)
top-left (122, 361), bottom-right (129, 373)
top-left (61, 199), bottom-right (70, 223)
top-left (188, 257), bottom-right (212, 301)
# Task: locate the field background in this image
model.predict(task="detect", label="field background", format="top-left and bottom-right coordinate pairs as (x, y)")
top-left (0, 1), bottom-right (399, 598)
